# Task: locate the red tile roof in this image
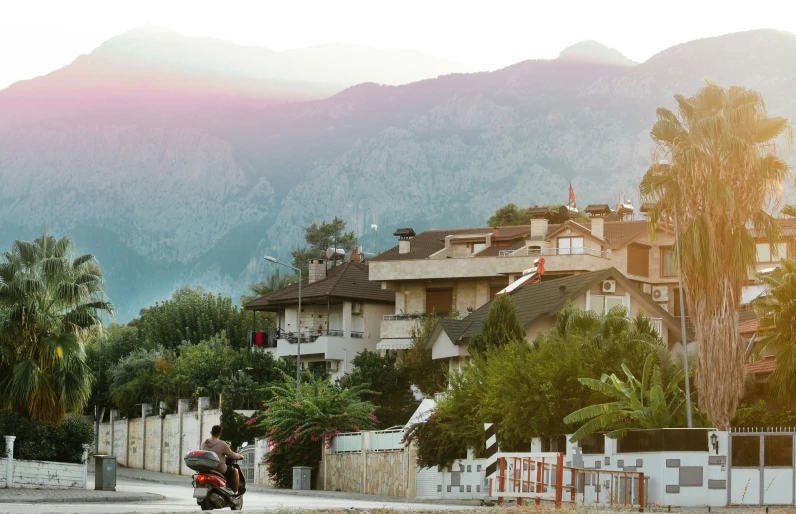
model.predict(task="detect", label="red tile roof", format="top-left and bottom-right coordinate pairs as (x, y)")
top-left (374, 220), bottom-right (659, 261)
top-left (746, 359), bottom-right (776, 375)
top-left (739, 318), bottom-right (760, 336)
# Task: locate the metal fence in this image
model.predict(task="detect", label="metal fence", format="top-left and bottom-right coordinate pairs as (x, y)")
top-left (330, 428), bottom-right (406, 453)
top-left (238, 443), bottom-right (256, 483)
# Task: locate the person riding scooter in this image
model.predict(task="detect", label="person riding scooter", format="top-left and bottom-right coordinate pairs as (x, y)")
top-left (201, 425), bottom-right (244, 493)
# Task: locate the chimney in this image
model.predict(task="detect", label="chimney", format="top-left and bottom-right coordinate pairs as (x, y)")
top-left (591, 217), bottom-right (604, 240)
top-left (394, 228), bottom-right (416, 255)
top-left (308, 255), bottom-right (327, 284)
top-left (529, 219), bottom-right (548, 241)
top-left (350, 247), bottom-right (361, 263)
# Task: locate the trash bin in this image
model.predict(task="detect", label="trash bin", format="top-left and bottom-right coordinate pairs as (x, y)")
top-left (94, 455), bottom-right (117, 491)
top-left (292, 466), bottom-right (311, 490)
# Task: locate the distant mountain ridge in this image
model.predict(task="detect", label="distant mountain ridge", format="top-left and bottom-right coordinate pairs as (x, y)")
top-left (1, 28), bottom-right (794, 321)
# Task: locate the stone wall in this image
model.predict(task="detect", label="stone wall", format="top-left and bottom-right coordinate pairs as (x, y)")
top-left (322, 445), bottom-right (417, 498)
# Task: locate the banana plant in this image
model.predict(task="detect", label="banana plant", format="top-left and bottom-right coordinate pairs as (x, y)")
top-left (564, 354), bottom-right (693, 442)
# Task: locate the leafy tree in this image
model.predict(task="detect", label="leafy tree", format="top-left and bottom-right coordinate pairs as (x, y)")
top-left (406, 305), bottom-right (669, 467)
top-left (564, 354), bottom-right (699, 442)
top-left (291, 217), bottom-right (358, 273)
top-left (0, 412), bottom-right (94, 463)
top-left (732, 400), bottom-right (796, 428)
top-left (84, 324), bottom-right (146, 416)
top-left (487, 203), bottom-right (532, 227)
top-left (752, 258), bottom-right (796, 405)
top-left (403, 315), bottom-right (449, 396)
top-left (641, 82), bottom-right (793, 429)
top-left (257, 372), bottom-right (375, 488)
top-left (403, 410), bottom-right (468, 469)
top-left (138, 288), bottom-right (269, 350)
top-left (467, 294), bottom-right (525, 355)
top-left (0, 234), bottom-right (112, 423)
top-left (108, 346), bottom-right (168, 418)
top-left (243, 269), bottom-right (296, 304)
top-left (339, 350), bottom-right (418, 428)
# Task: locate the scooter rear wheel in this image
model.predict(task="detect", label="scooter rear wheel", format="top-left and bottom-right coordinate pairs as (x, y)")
top-left (200, 498), bottom-right (214, 510)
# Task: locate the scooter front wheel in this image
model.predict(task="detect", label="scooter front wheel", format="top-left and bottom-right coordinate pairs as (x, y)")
top-left (230, 497), bottom-right (243, 510)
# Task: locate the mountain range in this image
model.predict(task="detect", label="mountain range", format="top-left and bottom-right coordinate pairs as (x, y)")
top-left (1, 26), bottom-right (795, 321)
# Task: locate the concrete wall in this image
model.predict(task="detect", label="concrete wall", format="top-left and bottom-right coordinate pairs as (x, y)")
top-left (96, 401), bottom-right (225, 479)
top-left (2, 438), bottom-right (89, 490)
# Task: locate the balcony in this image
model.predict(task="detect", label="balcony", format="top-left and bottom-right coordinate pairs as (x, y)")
top-left (382, 311), bottom-right (468, 321)
top-left (498, 247), bottom-right (610, 258)
top-left (381, 312), bottom-right (468, 340)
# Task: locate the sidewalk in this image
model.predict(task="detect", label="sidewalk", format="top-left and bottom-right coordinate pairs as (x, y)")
top-left (0, 487), bottom-right (164, 504)
top-left (112, 466), bottom-right (482, 506)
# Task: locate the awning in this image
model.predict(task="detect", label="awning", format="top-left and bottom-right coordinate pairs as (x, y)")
top-left (741, 284), bottom-right (767, 305)
top-left (376, 338), bottom-right (413, 350)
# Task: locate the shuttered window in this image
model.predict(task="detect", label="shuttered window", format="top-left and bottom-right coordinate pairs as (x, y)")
top-left (425, 289), bottom-right (453, 314)
top-left (627, 244), bottom-right (650, 277)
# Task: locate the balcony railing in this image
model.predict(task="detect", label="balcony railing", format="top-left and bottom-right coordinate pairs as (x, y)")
top-left (350, 331), bottom-right (364, 339)
top-left (283, 329), bottom-right (350, 343)
top-left (650, 317), bottom-right (663, 336)
top-left (498, 247), bottom-right (610, 258)
top-left (383, 311), bottom-right (469, 321)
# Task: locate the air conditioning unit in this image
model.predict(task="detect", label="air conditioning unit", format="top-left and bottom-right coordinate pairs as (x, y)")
top-left (602, 280), bottom-right (616, 293)
top-left (652, 286), bottom-right (669, 302)
top-left (642, 283), bottom-right (652, 295)
top-left (351, 302), bottom-right (362, 315)
top-left (326, 361), bottom-right (339, 372)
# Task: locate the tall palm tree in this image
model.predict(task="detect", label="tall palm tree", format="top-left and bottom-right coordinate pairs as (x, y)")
top-left (640, 82), bottom-right (792, 429)
top-left (0, 234), bottom-right (113, 423)
top-left (752, 259), bottom-right (796, 405)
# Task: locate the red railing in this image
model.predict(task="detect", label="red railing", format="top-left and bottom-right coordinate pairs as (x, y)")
top-left (489, 452), bottom-right (645, 511)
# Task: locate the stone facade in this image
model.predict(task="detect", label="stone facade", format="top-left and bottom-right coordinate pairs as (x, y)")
top-left (322, 446), bottom-right (417, 498)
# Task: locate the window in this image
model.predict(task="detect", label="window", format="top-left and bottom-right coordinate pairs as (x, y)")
top-left (661, 246), bottom-right (677, 277)
top-left (627, 244), bottom-right (650, 277)
top-left (558, 237), bottom-right (584, 255)
top-left (589, 294), bottom-right (627, 314)
top-left (472, 243), bottom-right (486, 254)
top-left (756, 243), bottom-right (787, 262)
top-left (425, 288), bottom-right (453, 313)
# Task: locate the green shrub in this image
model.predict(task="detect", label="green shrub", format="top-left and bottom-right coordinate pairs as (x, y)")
top-left (0, 413), bottom-right (94, 463)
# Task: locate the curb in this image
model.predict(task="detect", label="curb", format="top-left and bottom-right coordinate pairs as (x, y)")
top-left (0, 492), bottom-right (166, 504)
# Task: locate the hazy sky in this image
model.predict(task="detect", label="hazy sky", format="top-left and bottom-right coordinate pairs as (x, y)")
top-left (2, 0), bottom-right (794, 90)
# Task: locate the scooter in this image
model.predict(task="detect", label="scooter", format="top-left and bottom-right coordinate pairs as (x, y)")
top-left (184, 442), bottom-right (247, 511)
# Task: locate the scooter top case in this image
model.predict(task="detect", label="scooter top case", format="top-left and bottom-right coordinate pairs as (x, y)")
top-left (184, 450), bottom-right (220, 472)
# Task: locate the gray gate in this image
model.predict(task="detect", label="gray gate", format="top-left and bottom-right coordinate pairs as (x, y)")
top-left (238, 443), bottom-right (256, 483)
top-left (729, 428), bottom-right (795, 506)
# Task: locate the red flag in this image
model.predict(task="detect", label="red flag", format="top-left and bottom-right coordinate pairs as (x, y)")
top-left (569, 183), bottom-right (577, 210)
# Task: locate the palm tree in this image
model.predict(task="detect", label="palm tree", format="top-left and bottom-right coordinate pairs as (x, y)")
top-left (752, 259), bottom-right (796, 405)
top-left (550, 301), bottom-right (662, 348)
top-left (0, 234), bottom-right (113, 423)
top-left (564, 355), bottom-right (692, 442)
top-left (640, 82), bottom-right (792, 429)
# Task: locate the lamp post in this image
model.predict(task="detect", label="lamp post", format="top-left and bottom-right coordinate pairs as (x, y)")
top-left (371, 224), bottom-right (378, 257)
top-left (94, 312), bottom-right (104, 454)
top-left (659, 159), bottom-right (693, 428)
top-left (264, 255), bottom-right (302, 397)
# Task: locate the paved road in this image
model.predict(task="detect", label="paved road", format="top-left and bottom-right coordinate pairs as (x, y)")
top-left (0, 477), bottom-right (474, 513)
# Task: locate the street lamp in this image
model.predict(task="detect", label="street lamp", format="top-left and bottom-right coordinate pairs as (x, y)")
top-left (658, 159), bottom-right (693, 428)
top-left (264, 255), bottom-right (302, 397)
top-left (371, 224), bottom-right (378, 257)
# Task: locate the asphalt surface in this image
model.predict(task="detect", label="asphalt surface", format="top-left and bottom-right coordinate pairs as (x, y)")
top-left (0, 468), bottom-right (476, 513)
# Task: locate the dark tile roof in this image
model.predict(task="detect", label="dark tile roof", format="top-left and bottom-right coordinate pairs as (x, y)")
top-left (457, 268), bottom-right (681, 342)
top-left (474, 239), bottom-right (525, 257)
top-left (739, 318), bottom-right (759, 335)
top-left (584, 204), bottom-right (612, 215)
top-left (373, 227), bottom-right (494, 261)
top-left (375, 220), bottom-right (657, 261)
top-left (244, 262), bottom-right (394, 310)
top-left (437, 318), bottom-right (475, 343)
